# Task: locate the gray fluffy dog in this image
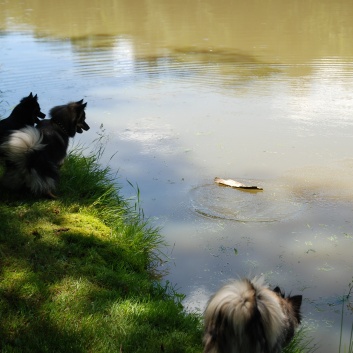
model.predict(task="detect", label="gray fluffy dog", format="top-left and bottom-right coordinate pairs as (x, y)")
top-left (203, 277), bottom-right (302, 353)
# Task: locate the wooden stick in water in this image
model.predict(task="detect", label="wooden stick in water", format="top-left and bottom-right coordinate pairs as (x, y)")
top-left (214, 177), bottom-right (263, 190)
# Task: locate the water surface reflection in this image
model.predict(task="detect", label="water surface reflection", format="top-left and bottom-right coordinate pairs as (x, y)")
top-left (1, 1), bottom-right (353, 351)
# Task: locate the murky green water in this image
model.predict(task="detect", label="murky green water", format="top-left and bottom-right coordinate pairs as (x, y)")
top-left (1, 1), bottom-right (353, 350)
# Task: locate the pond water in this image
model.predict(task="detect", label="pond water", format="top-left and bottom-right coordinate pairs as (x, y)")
top-left (1, 1), bottom-right (353, 351)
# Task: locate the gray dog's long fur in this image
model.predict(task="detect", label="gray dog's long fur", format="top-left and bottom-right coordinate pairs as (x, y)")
top-left (0, 127), bottom-right (55, 194)
top-left (203, 277), bottom-right (302, 353)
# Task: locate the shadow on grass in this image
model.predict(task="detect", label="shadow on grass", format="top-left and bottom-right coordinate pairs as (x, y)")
top-left (0, 151), bottom-right (203, 353)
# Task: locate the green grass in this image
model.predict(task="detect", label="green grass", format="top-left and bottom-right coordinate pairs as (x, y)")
top-left (0, 147), bottom-right (202, 353)
top-left (283, 327), bottom-right (318, 353)
top-left (338, 280), bottom-right (353, 353)
top-left (0, 143), bottom-right (317, 353)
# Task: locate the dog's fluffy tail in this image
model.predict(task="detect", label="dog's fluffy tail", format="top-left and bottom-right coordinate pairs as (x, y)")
top-left (203, 277), bottom-right (287, 353)
top-left (0, 126), bottom-right (55, 194)
top-left (1, 126), bottom-right (44, 165)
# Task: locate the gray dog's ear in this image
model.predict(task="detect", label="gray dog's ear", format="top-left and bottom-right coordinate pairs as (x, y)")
top-left (288, 295), bottom-right (302, 323)
top-left (76, 99), bottom-right (84, 104)
top-left (29, 92), bottom-right (33, 98)
top-left (273, 286), bottom-right (281, 293)
top-left (273, 286), bottom-right (284, 297)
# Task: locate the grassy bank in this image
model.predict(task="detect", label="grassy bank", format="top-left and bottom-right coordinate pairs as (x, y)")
top-left (0, 143), bottom-right (319, 353)
top-left (0, 147), bottom-right (202, 353)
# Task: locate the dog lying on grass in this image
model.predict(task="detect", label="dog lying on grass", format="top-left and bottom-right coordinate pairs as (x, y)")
top-left (203, 277), bottom-right (302, 353)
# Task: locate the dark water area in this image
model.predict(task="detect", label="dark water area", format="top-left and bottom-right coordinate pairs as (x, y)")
top-left (1, 1), bottom-right (353, 351)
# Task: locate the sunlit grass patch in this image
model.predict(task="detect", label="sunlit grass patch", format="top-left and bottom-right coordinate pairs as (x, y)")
top-left (0, 146), bottom-right (203, 353)
top-left (108, 299), bottom-right (203, 353)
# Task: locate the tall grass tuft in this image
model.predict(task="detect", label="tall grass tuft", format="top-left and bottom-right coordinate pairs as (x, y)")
top-left (283, 326), bottom-right (318, 353)
top-left (60, 143), bottom-right (167, 276)
top-left (338, 279), bottom-right (353, 353)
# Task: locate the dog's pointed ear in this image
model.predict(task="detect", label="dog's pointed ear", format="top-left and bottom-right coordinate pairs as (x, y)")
top-left (75, 102), bottom-right (87, 111)
top-left (273, 286), bottom-right (281, 293)
top-left (29, 92), bottom-right (33, 98)
top-left (288, 295), bottom-right (302, 309)
top-left (76, 99), bottom-right (84, 104)
top-left (34, 94), bottom-right (38, 99)
top-left (288, 295), bottom-right (302, 322)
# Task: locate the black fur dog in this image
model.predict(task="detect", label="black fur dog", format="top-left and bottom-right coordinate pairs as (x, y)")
top-left (0, 99), bottom-right (89, 198)
top-left (0, 92), bottom-right (46, 142)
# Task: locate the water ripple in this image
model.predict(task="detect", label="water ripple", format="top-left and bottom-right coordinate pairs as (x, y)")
top-left (190, 180), bottom-right (305, 222)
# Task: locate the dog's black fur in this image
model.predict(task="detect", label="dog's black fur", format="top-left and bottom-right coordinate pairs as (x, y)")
top-left (0, 92), bottom-right (46, 142)
top-left (0, 99), bottom-right (89, 198)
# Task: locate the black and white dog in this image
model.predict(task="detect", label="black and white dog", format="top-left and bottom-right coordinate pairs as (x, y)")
top-left (203, 277), bottom-right (302, 353)
top-left (0, 99), bottom-right (89, 198)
